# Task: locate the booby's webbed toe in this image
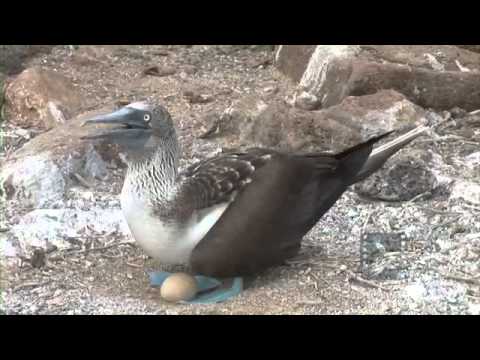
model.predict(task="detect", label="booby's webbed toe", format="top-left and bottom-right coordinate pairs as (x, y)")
top-left (186, 277), bottom-right (244, 304)
top-left (148, 271), bottom-right (172, 287)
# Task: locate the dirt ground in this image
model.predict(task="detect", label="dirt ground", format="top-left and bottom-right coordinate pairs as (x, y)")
top-left (1, 45), bottom-right (480, 314)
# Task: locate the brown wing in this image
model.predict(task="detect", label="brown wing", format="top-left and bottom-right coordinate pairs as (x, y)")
top-left (177, 148), bottom-right (276, 211)
top-left (189, 131), bottom-right (402, 278)
top-left (190, 153), bottom-right (344, 278)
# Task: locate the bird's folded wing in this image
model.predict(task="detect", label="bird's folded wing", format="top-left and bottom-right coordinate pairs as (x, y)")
top-left (177, 149), bottom-right (276, 211)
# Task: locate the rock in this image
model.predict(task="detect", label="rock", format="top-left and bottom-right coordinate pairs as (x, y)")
top-left (263, 86), bottom-right (278, 95)
top-left (404, 282), bottom-right (427, 302)
top-left (30, 248), bottom-right (46, 268)
top-left (354, 149), bottom-right (438, 201)
top-left (8, 207), bottom-right (130, 256)
top-left (199, 96), bottom-right (268, 146)
top-left (468, 303), bottom-right (480, 315)
top-left (4, 67), bottom-right (84, 130)
top-left (0, 71), bottom-right (5, 88)
top-left (361, 232), bottom-right (407, 263)
top-left (70, 46), bottom-right (111, 66)
top-left (143, 65), bottom-right (177, 77)
top-left (183, 88), bottom-right (214, 104)
top-left (201, 90), bottom-right (425, 154)
top-left (450, 180), bottom-right (480, 205)
top-left (275, 45), bottom-right (480, 111)
top-left (248, 56), bottom-right (273, 69)
top-left (294, 91), bottom-right (320, 110)
top-left (456, 45), bottom-right (480, 54)
top-left (214, 45), bottom-right (270, 54)
top-left (463, 152), bottom-right (480, 170)
top-left (275, 45), bottom-right (318, 83)
top-left (1, 152), bottom-right (66, 208)
top-left (84, 146), bottom-right (109, 179)
top-left (181, 65), bottom-right (197, 75)
top-left (0, 45), bottom-right (55, 75)
top-left (0, 105), bottom-right (125, 208)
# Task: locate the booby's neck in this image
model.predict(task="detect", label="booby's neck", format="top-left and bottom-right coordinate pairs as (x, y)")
top-left (124, 134), bottom-right (181, 204)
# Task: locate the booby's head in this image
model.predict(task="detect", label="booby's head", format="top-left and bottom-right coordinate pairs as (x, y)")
top-left (82, 101), bottom-right (178, 161)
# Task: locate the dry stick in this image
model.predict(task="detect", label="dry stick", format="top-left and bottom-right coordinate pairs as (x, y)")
top-left (297, 300), bottom-right (325, 306)
top-left (416, 206), bottom-right (462, 216)
top-left (72, 172), bottom-right (92, 188)
top-left (425, 214), bottom-right (463, 245)
top-left (64, 240), bottom-right (135, 255)
top-left (345, 270), bottom-right (391, 291)
top-left (361, 207), bottom-right (373, 236)
top-left (13, 280), bottom-right (51, 293)
top-left (126, 262), bottom-right (143, 268)
top-left (407, 191), bottom-right (433, 203)
top-left (359, 207), bottom-right (373, 271)
top-left (441, 273), bottom-right (480, 286)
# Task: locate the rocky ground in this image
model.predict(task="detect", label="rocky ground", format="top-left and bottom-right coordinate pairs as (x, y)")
top-left (1, 45), bottom-right (480, 315)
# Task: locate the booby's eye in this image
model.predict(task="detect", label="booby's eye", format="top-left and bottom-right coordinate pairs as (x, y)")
top-left (144, 114), bottom-right (151, 122)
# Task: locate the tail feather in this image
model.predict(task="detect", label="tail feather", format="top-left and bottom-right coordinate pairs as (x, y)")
top-left (347, 125), bottom-right (428, 185)
top-left (333, 131), bottom-right (394, 181)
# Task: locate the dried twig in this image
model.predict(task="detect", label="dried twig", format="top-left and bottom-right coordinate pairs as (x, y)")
top-left (416, 206), bottom-right (462, 216)
top-left (126, 262), bottom-right (143, 268)
top-left (344, 269), bottom-right (390, 291)
top-left (64, 240), bottom-right (135, 255)
top-left (441, 273), bottom-right (480, 286)
top-left (460, 203), bottom-right (480, 213)
top-left (72, 172), bottom-right (92, 188)
top-left (296, 300), bottom-right (324, 306)
top-left (426, 215), bottom-right (462, 241)
top-left (13, 280), bottom-right (51, 293)
top-left (407, 191), bottom-right (432, 203)
top-left (361, 208), bottom-right (373, 236)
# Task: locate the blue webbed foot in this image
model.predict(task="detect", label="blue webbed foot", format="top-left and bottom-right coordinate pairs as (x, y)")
top-left (187, 277), bottom-right (243, 304)
top-left (148, 271), bottom-right (243, 304)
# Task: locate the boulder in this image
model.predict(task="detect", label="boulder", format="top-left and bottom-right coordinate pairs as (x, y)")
top-left (354, 149), bottom-right (438, 201)
top-left (1, 105), bottom-right (125, 209)
top-left (201, 90), bottom-right (426, 154)
top-left (275, 45), bottom-right (480, 111)
top-left (450, 180), bottom-right (480, 206)
top-left (0, 45), bottom-right (55, 75)
top-left (4, 66), bottom-right (85, 130)
top-left (456, 45), bottom-right (480, 54)
top-left (8, 207), bottom-right (130, 257)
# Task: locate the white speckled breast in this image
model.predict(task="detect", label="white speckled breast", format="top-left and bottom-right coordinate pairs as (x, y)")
top-left (120, 179), bottom-right (229, 265)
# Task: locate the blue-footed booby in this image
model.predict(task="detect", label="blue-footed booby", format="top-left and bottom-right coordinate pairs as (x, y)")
top-left (82, 101), bottom-right (427, 303)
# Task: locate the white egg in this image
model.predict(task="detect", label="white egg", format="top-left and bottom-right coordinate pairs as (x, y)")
top-left (160, 273), bottom-right (198, 303)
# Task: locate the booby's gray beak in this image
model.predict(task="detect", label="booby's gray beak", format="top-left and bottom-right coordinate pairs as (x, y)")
top-left (81, 107), bottom-right (152, 140)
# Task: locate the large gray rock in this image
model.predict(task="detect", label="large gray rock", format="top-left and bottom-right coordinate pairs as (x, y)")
top-left (450, 180), bottom-right (480, 206)
top-left (456, 45), bottom-right (480, 54)
top-left (275, 45), bottom-right (480, 111)
top-left (8, 207), bottom-right (130, 257)
top-left (354, 149), bottom-right (439, 201)
top-left (4, 66), bottom-right (85, 130)
top-left (201, 89), bottom-right (426, 154)
top-left (1, 105), bottom-right (125, 209)
top-left (0, 45), bottom-right (55, 75)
